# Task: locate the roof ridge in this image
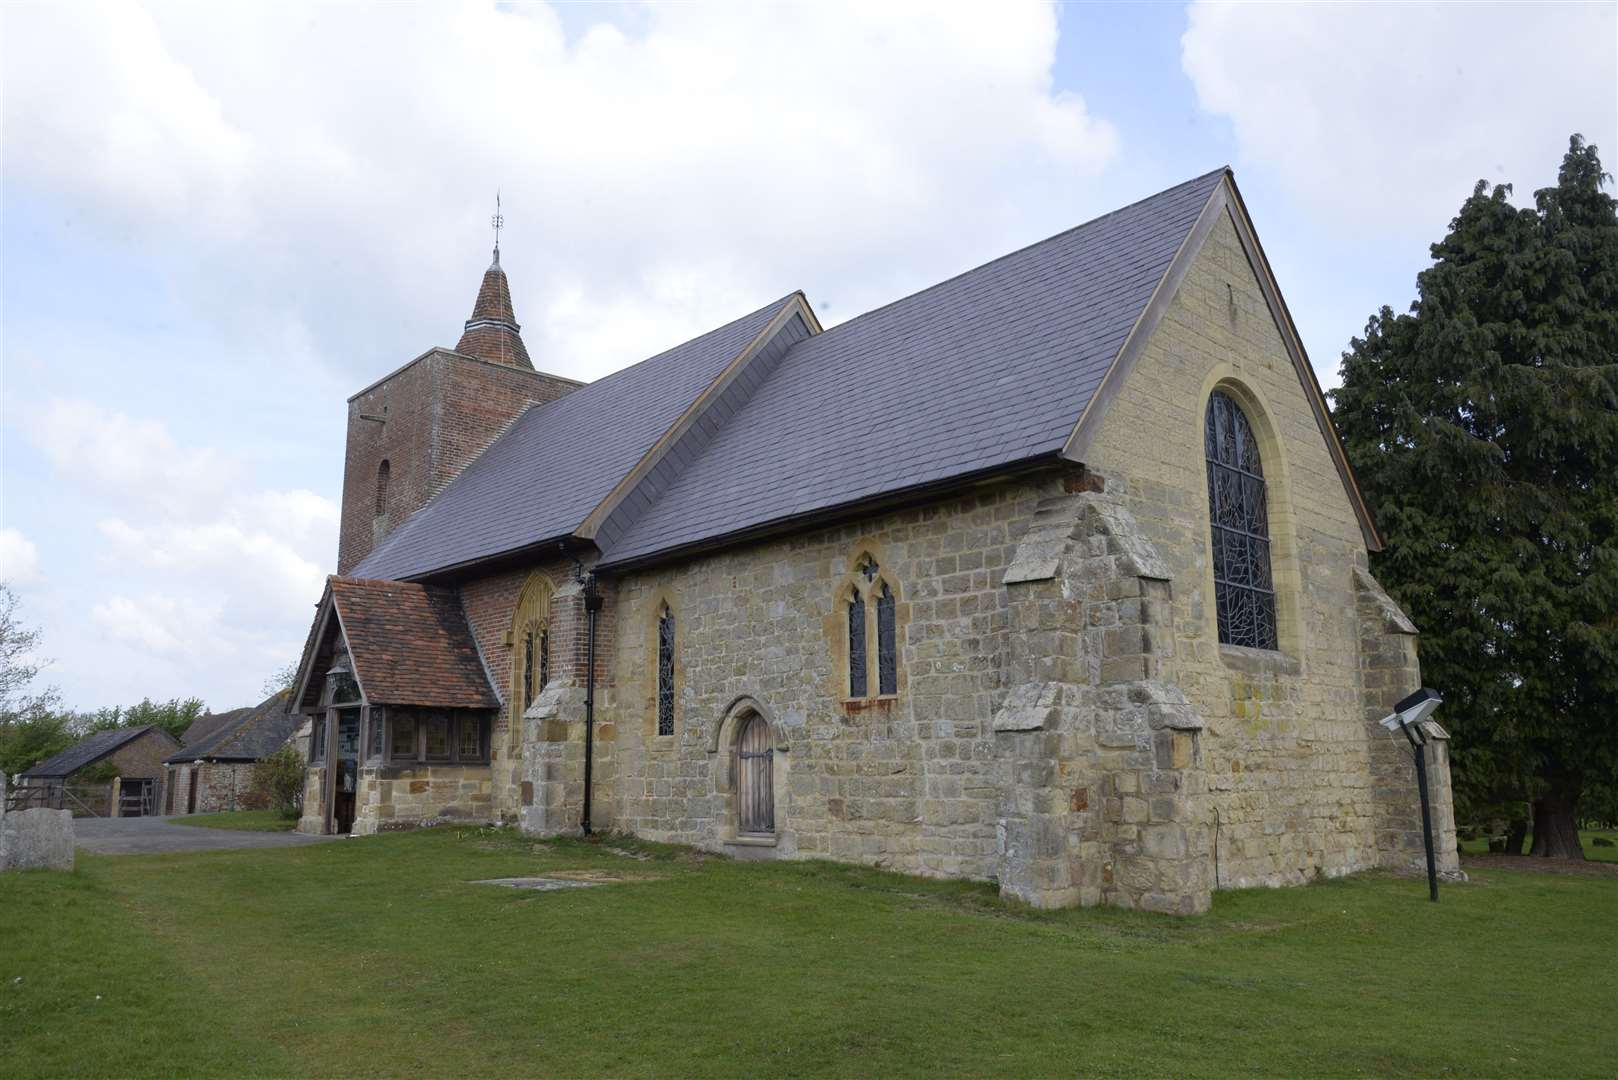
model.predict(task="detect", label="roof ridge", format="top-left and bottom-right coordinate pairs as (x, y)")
top-left (810, 167), bottom-right (1229, 342)
top-left (540, 292), bottom-right (801, 403)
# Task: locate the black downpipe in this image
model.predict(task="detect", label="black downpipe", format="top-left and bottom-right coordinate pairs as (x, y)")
top-left (581, 572), bottom-right (602, 836)
top-left (1401, 721), bottom-right (1439, 902)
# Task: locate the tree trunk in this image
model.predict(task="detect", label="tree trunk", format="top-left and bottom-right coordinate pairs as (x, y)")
top-left (1530, 790), bottom-right (1585, 859)
top-left (1504, 818), bottom-right (1528, 855)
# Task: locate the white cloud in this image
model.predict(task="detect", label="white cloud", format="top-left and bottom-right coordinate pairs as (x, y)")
top-left (25, 398), bottom-right (336, 686)
top-left (1181, 1), bottom-right (1618, 243)
top-left (0, 529), bottom-right (43, 588)
top-left (26, 399), bottom-right (239, 518)
top-left (2, 1), bottom-right (1118, 381)
top-left (91, 595), bottom-right (217, 658)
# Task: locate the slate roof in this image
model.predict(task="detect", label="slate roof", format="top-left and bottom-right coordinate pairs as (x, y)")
top-left (329, 578), bottom-right (499, 709)
top-left (166, 691), bottom-right (298, 764)
top-left (182, 708), bottom-right (245, 748)
top-left (21, 725), bottom-right (164, 779)
top-left (600, 169), bottom-right (1226, 566)
top-left (346, 170), bottom-right (1254, 581)
top-left (353, 295), bottom-right (798, 581)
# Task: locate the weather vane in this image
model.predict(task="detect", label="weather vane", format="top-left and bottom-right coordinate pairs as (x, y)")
top-left (491, 190), bottom-right (504, 253)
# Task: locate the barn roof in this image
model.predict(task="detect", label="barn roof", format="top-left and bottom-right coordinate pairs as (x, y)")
top-left (165, 691), bottom-right (298, 764)
top-left (21, 725), bottom-right (167, 779)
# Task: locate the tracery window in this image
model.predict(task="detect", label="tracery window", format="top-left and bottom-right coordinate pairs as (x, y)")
top-left (847, 590), bottom-right (868, 698)
top-left (511, 574), bottom-right (554, 724)
top-left (842, 553), bottom-right (900, 700)
top-left (657, 603), bottom-right (675, 737)
top-left (1205, 390), bottom-right (1277, 651)
top-left (876, 583), bottom-right (897, 696)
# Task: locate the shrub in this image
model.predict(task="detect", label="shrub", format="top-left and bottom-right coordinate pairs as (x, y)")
top-left (251, 744), bottom-right (306, 818)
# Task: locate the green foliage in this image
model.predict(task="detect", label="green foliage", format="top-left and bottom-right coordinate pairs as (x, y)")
top-left (250, 744), bottom-right (306, 818)
top-left (76, 760), bottom-right (121, 785)
top-left (79, 697), bottom-right (208, 743)
top-left (1333, 135), bottom-right (1618, 843)
top-left (0, 711), bottom-right (75, 778)
top-left (261, 660), bottom-right (299, 698)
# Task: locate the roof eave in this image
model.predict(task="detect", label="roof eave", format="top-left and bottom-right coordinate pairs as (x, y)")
top-left (597, 453), bottom-right (1066, 575)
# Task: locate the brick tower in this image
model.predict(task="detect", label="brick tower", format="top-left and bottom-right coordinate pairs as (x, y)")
top-left (336, 243), bottom-right (582, 574)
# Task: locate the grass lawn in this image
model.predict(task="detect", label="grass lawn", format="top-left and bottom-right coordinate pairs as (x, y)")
top-left (168, 810), bottom-right (298, 832)
top-left (1458, 828), bottom-right (1617, 863)
top-left (2, 829), bottom-right (1612, 1078)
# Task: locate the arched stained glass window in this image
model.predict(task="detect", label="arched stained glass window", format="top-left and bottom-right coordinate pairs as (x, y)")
top-left (657, 604), bottom-right (675, 737)
top-left (1205, 390), bottom-right (1277, 651)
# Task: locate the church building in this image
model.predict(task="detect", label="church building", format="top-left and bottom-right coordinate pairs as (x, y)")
top-left (290, 169), bottom-right (1460, 914)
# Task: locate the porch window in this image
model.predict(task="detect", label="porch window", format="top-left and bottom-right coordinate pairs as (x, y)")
top-left (457, 715), bottom-right (483, 760)
top-left (424, 714), bottom-right (452, 762)
top-left (365, 709), bottom-right (383, 763)
top-left (310, 717), bottom-right (326, 764)
top-left (390, 713), bottom-right (419, 763)
top-left (386, 712), bottom-right (491, 765)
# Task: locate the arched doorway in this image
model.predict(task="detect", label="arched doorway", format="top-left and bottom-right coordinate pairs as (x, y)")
top-left (735, 713), bottom-right (774, 835)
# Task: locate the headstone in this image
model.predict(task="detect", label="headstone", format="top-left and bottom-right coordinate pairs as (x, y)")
top-left (0, 806), bottom-right (75, 872)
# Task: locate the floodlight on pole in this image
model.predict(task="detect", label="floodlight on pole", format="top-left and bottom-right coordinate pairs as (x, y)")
top-left (1380, 687), bottom-right (1444, 902)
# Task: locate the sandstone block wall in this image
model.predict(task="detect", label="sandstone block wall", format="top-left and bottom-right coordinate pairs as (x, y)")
top-left (350, 763), bottom-right (494, 835)
top-left (1081, 206), bottom-right (1450, 885)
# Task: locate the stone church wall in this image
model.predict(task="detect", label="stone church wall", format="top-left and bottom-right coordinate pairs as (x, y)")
top-left (601, 478), bottom-right (1064, 881)
top-left (1079, 207), bottom-right (1458, 887)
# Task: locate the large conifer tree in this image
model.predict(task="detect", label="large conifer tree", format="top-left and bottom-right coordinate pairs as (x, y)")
top-left (1333, 136), bottom-right (1618, 858)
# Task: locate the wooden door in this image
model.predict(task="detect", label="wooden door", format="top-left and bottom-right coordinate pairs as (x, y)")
top-left (736, 715), bottom-right (773, 835)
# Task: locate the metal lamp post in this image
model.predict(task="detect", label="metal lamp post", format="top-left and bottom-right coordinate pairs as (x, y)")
top-left (1380, 687), bottom-right (1443, 902)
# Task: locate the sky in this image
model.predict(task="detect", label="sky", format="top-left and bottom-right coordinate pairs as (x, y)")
top-left (2, 0), bottom-right (1614, 712)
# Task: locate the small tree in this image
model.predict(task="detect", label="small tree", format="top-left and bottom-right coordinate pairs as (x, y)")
top-left (251, 744), bottom-right (306, 818)
top-left (262, 660), bottom-right (299, 698)
top-left (0, 583), bottom-right (69, 776)
top-left (1333, 135), bottom-right (1618, 858)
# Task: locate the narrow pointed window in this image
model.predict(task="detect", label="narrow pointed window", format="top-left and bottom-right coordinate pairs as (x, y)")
top-left (1205, 390), bottom-right (1277, 650)
top-left (538, 627), bottom-right (550, 695)
top-left (522, 630), bottom-right (536, 709)
top-left (877, 583), bottom-right (897, 695)
top-left (657, 604), bottom-right (675, 737)
top-left (375, 460), bottom-right (390, 516)
top-left (848, 590), bottom-right (867, 699)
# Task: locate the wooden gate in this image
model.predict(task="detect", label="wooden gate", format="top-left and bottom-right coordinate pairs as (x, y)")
top-left (736, 714), bottom-right (773, 834)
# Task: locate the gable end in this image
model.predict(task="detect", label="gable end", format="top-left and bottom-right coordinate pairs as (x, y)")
top-left (1061, 172), bottom-right (1381, 551)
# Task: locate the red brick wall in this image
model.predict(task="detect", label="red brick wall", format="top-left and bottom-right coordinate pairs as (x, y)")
top-left (458, 558), bottom-right (617, 740)
top-left (337, 351), bottom-right (581, 573)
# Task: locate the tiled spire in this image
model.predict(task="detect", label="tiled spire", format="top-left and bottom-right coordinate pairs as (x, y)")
top-left (456, 246), bottom-right (532, 369)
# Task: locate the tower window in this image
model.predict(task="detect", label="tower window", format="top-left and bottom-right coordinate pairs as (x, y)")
top-left (375, 460), bottom-right (390, 516)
